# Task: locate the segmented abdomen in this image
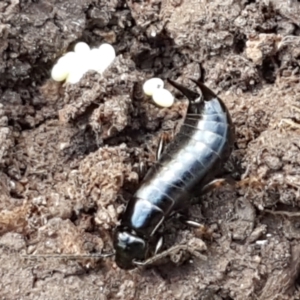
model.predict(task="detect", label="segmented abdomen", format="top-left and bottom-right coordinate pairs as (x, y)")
top-left (122, 98), bottom-right (233, 236)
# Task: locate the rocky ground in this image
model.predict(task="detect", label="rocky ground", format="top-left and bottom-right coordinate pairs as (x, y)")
top-left (1, 0), bottom-right (300, 299)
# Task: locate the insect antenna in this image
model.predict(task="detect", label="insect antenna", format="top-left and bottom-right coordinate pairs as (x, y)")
top-left (22, 250), bottom-right (115, 260)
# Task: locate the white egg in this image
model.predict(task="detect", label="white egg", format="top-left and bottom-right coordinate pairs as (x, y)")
top-left (152, 88), bottom-right (174, 108)
top-left (143, 78), bottom-right (164, 96)
top-left (98, 43), bottom-right (115, 60)
top-left (52, 51), bottom-right (78, 82)
top-left (87, 48), bottom-right (104, 72)
top-left (65, 52), bottom-right (90, 84)
top-left (51, 63), bottom-right (69, 82)
top-left (97, 43), bottom-right (116, 73)
top-left (65, 59), bottom-right (88, 84)
top-left (77, 52), bottom-right (91, 72)
top-left (52, 52), bottom-right (76, 82)
top-left (74, 42), bottom-right (90, 55)
top-left (57, 51), bottom-right (77, 66)
top-left (65, 67), bottom-right (86, 84)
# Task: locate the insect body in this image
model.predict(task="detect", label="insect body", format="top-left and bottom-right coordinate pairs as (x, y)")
top-left (113, 79), bottom-right (235, 269)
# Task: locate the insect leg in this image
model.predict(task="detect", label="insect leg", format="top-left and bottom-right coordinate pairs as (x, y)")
top-left (156, 132), bottom-right (169, 161)
top-left (176, 214), bottom-right (214, 241)
top-left (154, 236), bottom-right (164, 255)
top-left (200, 177), bottom-right (236, 195)
top-left (138, 161), bottom-right (147, 178)
top-left (156, 134), bottom-right (165, 161)
top-left (173, 210), bottom-right (203, 228)
top-left (182, 219), bottom-right (205, 228)
top-left (222, 156), bottom-right (242, 181)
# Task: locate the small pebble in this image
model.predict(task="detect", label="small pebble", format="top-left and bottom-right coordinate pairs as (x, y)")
top-left (152, 88), bottom-right (174, 108)
top-left (143, 78), bottom-right (164, 96)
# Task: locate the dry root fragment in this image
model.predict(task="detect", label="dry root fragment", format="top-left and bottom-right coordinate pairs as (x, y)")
top-left (135, 237), bottom-right (207, 268)
top-left (264, 210), bottom-right (300, 217)
top-left (277, 118), bottom-right (300, 130)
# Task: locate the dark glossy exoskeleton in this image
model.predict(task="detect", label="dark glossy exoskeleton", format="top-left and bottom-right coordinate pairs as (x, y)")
top-left (113, 79), bottom-right (235, 269)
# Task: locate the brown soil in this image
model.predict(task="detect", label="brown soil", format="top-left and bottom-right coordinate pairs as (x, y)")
top-left (1, 1), bottom-right (300, 299)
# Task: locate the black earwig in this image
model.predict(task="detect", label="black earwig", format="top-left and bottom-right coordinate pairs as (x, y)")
top-left (113, 79), bottom-right (235, 269)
